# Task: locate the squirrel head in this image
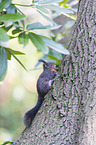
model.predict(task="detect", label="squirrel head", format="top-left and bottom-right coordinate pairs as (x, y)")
top-left (39, 59), bottom-right (58, 73)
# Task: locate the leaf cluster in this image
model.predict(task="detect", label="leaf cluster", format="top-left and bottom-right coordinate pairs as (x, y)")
top-left (0, 0), bottom-right (77, 81)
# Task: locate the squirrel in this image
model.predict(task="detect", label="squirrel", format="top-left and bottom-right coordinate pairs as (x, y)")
top-left (24, 59), bottom-right (58, 128)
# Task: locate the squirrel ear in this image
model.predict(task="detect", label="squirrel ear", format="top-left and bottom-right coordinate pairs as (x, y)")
top-left (39, 59), bottom-right (45, 63)
top-left (39, 59), bottom-right (48, 66)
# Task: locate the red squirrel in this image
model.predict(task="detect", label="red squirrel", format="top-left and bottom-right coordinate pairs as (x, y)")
top-left (24, 59), bottom-right (58, 128)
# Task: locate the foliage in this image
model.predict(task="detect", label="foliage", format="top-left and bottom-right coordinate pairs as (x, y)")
top-left (2, 140), bottom-right (16, 145)
top-left (0, 0), bottom-right (77, 81)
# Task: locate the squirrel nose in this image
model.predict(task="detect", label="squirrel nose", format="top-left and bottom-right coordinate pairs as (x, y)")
top-left (54, 65), bottom-right (58, 70)
top-left (53, 65), bottom-right (58, 71)
top-left (56, 67), bottom-right (59, 70)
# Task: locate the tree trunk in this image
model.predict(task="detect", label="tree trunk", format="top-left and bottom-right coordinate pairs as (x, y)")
top-left (16, 0), bottom-right (96, 144)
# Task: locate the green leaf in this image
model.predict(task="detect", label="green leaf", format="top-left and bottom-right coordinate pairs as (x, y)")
top-left (6, 50), bottom-right (11, 60)
top-left (12, 55), bottom-right (27, 71)
top-left (0, 27), bottom-right (9, 41)
top-left (26, 22), bottom-right (42, 30)
top-left (12, 28), bottom-right (22, 35)
top-left (43, 5), bottom-right (74, 14)
top-left (48, 49), bottom-right (63, 60)
top-left (9, 36), bottom-right (16, 39)
top-left (6, 48), bottom-right (25, 55)
top-left (38, 0), bottom-right (63, 4)
top-left (28, 32), bottom-right (49, 54)
top-left (62, 13), bottom-right (76, 20)
top-left (6, 48), bottom-right (27, 71)
top-left (5, 48), bottom-right (25, 60)
top-left (47, 55), bottom-right (58, 61)
top-left (20, 19), bottom-right (25, 28)
top-left (36, 5), bottom-right (49, 14)
top-left (52, 11), bottom-right (61, 19)
top-left (53, 11), bottom-right (76, 20)
top-left (14, 5), bottom-right (25, 16)
top-left (0, 0), bottom-right (12, 13)
top-left (26, 22), bottom-right (61, 30)
top-left (64, 20), bottom-right (75, 30)
top-left (18, 32), bottom-right (29, 47)
top-left (13, 23), bottom-right (24, 29)
top-left (0, 14), bottom-right (25, 22)
top-left (0, 47), bottom-right (7, 81)
top-left (1, 140), bottom-right (15, 145)
top-left (43, 37), bottom-right (70, 55)
top-left (37, 10), bottom-right (55, 25)
top-left (69, 0), bottom-right (78, 6)
top-left (59, 0), bottom-right (69, 4)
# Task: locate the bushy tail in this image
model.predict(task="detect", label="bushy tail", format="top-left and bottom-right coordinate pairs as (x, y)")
top-left (24, 96), bottom-right (44, 128)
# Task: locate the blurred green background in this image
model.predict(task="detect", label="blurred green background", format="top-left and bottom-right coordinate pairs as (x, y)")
top-left (0, 0), bottom-right (45, 142)
top-left (0, 41), bottom-right (43, 141)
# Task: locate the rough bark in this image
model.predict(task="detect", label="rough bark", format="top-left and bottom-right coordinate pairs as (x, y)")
top-left (16, 0), bottom-right (96, 144)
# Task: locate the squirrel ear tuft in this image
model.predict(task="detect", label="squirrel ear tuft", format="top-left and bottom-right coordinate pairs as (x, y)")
top-left (39, 59), bottom-right (48, 65)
